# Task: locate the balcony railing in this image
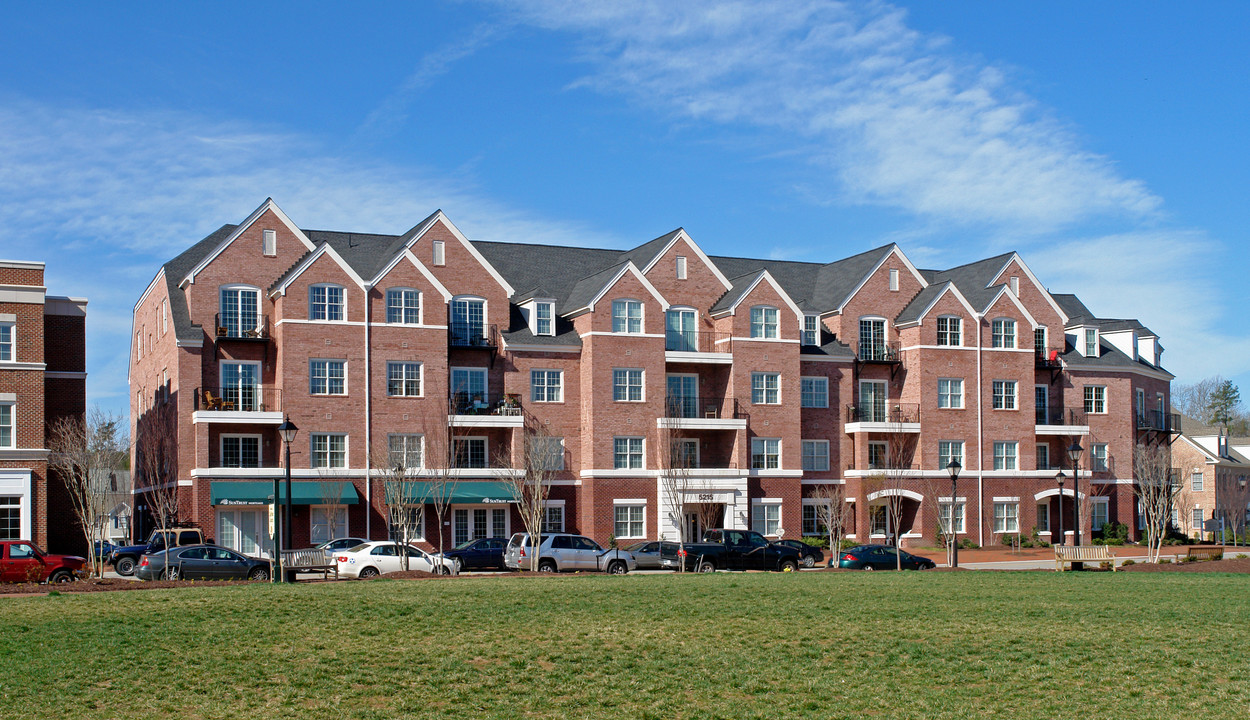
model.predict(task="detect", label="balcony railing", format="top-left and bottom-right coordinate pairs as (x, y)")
top-left (663, 396), bottom-right (744, 420)
top-left (195, 386), bottom-right (281, 413)
top-left (664, 330), bottom-right (732, 353)
top-left (214, 313), bottom-right (270, 341)
top-left (1036, 347), bottom-right (1063, 368)
top-left (856, 341), bottom-right (901, 363)
top-left (449, 322), bottom-right (499, 349)
top-left (1035, 407), bottom-right (1086, 426)
top-left (448, 391), bottom-right (522, 417)
top-left (846, 403), bottom-right (920, 424)
top-left (1138, 411), bottom-right (1181, 433)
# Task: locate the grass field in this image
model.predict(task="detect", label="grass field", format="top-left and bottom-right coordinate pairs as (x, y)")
top-left (3, 572), bottom-right (1248, 719)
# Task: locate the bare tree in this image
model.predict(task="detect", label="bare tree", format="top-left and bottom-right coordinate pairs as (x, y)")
top-left (920, 473), bottom-right (956, 567)
top-left (809, 482), bottom-right (852, 562)
top-left (372, 440), bottom-right (422, 572)
top-left (497, 416), bottom-right (556, 572)
top-left (314, 466), bottom-right (348, 547)
top-left (1172, 376), bottom-right (1224, 424)
top-left (134, 405), bottom-right (180, 561)
top-left (47, 407), bottom-right (128, 577)
top-left (658, 417), bottom-right (696, 570)
top-left (419, 413), bottom-right (459, 567)
top-left (863, 434), bottom-right (918, 570)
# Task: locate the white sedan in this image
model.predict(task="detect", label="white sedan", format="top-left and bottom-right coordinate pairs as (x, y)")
top-left (333, 541), bottom-right (457, 578)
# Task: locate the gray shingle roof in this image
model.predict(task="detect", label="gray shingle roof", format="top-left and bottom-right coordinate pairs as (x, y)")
top-left (895, 283), bottom-right (951, 325)
top-left (161, 224), bottom-right (237, 343)
top-left (710, 271), bottom-right (766, 314)
top-left (920, 252), bottom-right (1013, 313)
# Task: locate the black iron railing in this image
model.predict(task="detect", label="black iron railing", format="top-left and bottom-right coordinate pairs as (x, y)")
top-left (856, 341), bottom-right (901, 362)
top-left (846, 403), bottom-right (920, 424)
top-left (214, 313), bottom-right (270, 340)
top-left (1137, 411), bottom-right (1182, 433)
top-left (663, 396), bottom-right (744, 420)
top-left (195, 386), bottom-right (281, 413)
top-left (664, 330), bottom-right (733, 353)
top-left (1036, 347), bottom-right (1063, 368)
top-left (448, 391), bottom-right (522, 417)
top-left (1035, 407), bottom-right (1086, 426)
top-left (449, 322), bottom-right (499, 349)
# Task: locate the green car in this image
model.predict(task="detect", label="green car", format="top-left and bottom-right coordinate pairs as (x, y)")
top-left (837, 544), bottom-right (935, 570)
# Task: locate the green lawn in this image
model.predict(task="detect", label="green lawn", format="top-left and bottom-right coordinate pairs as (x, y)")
top-left (3, 572), bottom-right (1248, 719)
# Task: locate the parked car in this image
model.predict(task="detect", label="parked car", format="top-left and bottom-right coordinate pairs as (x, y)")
top-left (622, 540), bottom-right (683, 570)
top-left (93, 540), bottom-right (120, 563)
top-left (680, 530), bottom-right (802, 573)
top-left (108, 527), bottom-right (208, 576)
top-left (0, 540), bottom-right (87, 583)
top-left (837, 544), bottom-right (936, 571)
top-left (771, 539), bottom-right (824, 568)
top-left (443, 537), bottom-right (507, 572)
top-left (315, 537), bottom-right (370, 555)
top-left (135, 545), bottom-right (271, 581)
top-left (504, 533), bottom-right (635, 574)
top-left (333, 541), bottom-right (456, 579)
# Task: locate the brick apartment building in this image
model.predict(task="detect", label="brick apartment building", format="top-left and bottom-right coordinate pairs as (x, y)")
top-left (128, 198), bottom-right (1176, 556)
top-left (1170, 415), bottom-right (1250, 541)
top-left (0, 260), bottom-right (88, 553)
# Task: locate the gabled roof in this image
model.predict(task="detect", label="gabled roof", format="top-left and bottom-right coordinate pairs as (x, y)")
top-left (558, 261), bottom-right (668, 316)
top-left (181, 198), bottom-right (316, 287)
top-left (894, 281), bottom-right (977, 326)
top-left (1058, 336), bottom-right (1173, 378)
top-left (267, 241), bottom-right (367, 297)
top-left (989, 252), bottom-right (1069, 324)
top-left (628, 228), bottom-right (733, 291)
top-left (403, 210), bottom-right (515, 297)
top-left (921, 252), bottom-right (1013, 312)
top-left (159, 223), bottom-right (238, 344)
top-left (1052, 294), bottom-right (1094, 323)
top-left (709, 270), bottom-right (803, 321)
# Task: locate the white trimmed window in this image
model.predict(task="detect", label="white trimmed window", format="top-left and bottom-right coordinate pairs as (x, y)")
top-left (450, 297), bottom-right (486, 344)
top-left (432, 240), bottom-right (445, 266)
top-left (310, 360), bottom-right (346, 395)
top-left (992, 380), bottom-right (1017, 410)
top-left (220, 435), bottom-right (260, 468)
top-left (531, 437), bottom-right (565, 471)
top-left (386, 362), bottom-right (422, 397)
top-left (802, 501), bottom-right (827, 536)
top-left (1091, 443), bottom-right (1108, 472)
top-left (310, 506), bottom-right (347, 545)
top-left (889, 268), bottom-right (900, 291)
top-left (311, 433), bottom-right (347, 468)
top-left (936, 316), bottom-right (961, 346)
top-left (993, 502), bottom-right (1019, 533)
top-left (388, 507), bottom-right (425, 543)
top-left (262, 229), bottom-right (277, 256)
top-left (1192, 507), bottom-right (1204, 532)
top-left (1034, 326), bottom-right (1047, 353)
top-left (1191, 471), bottom-right (1204, 492)
top-left (388, 434), bottom-right (423, 469)
top-left (751, 373), bottom-right (780, 404)
top-left (868, 442), bottom-right (887, 469)
top-left (309, 284), bottom-right (345, 321)
top-left (752, 500), bottom-right (782, 536)
top-left (802, 315), bottom-right (820, 346)
top-left (938, 441), bottom-right (964, 469)
top-left (869, 505), bottom-right (888, 536)
top-left (0, 403), bottom-right (14, 448)
top-left (219, 286), bottom-right (260, 338)
top-left (1084, 328), bottom-right (1099, 357)
top-left (1036, 444), bottom-right (1050, 471)
top-left (1037, 503), bottom-right (1050, 533)
top-left (612, 369), bottom-right (644, 402)
top-left (614, 503), bottom-right (646, 538)
top-left (938, 378), bottom-right (963, 409)
top-left (0, 496), bottom-right (20, 540)
top-left (750, 306), bottom-right (779, 339)
top-left (991, 319), bottom-right (1016, 349)
top-left (611, 300), bottom-right (643, 334)
top-left (613, 437), bottom-right (644, 469)
top-left (800, 377), bottom-right (828, 408)
top-left (993, 442), bottom-right (1018, 471)
top-left (751, 438), bottom-right (781, 470)
top-left (386, 288), bottom-right (421, 324)
top-left (534, 301), bottom-right (554, 336)
top-left (0, 324), bottom-right (14, 363)
top-left (531, 370), bottom-right (563, 402)
top-left (453, 437), bottom-right (488, 469)
top-left (939, 503), bottom-right (966, 534)
top-left (1092, 500), bottom-right (1110, 534)
top-left (801, 440), bottom-right (830, 472)
top-left (1084, 386), bottom-right (1106, 414)
top-left (542, 503), bottom-right (565, 533)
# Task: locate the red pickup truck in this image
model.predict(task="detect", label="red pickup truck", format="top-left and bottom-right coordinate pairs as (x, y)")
top-left (0, 540), bottom-right (87, 583)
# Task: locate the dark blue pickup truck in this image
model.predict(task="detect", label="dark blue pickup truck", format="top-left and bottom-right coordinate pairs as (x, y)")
top-left (681, 529), bottom-right (802, 572)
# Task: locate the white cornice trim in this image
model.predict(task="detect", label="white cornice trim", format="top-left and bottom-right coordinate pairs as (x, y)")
top-left (982, 285), bottom-right (1039, 330)
top-left (566, 262), bottom-right (670, 316)
top-left (182, 198), bottom-right (316, 287)
top-left (0, 362), bottom-right (47, 371)
top-left (894, 283), bottom-right (978, 328)
top-left (0, 285), bottom-right (46, 304)
top-left (0, 260), bottom-right (44, 270)
top-left (0, 448), bottom-right (50, 461)
top-left (268, 242), bottom-right (367, 297)
top-left (709, 270), bottom-right (804, 323)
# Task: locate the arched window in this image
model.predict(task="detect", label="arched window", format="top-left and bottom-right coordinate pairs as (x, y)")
top-left (219, 284), bottom-right (261, 337)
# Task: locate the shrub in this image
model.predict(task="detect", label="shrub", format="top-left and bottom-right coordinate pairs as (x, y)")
top-left (800, 536), bottom-right (829, 549)
top-left (1019, 538), bottom-right (1034, 548)
top-left (958, 538), bottom-right (979, 550)
top-left (1237, 554), bottom-right (1248, 560)
top-left (1182, 555), bottom-right (1198, 564)
top-left (1001, 534), bottom-right (1015, 547)
top-left (1159, 558), bottom-right (1172, 564)
top-left (1121, 559), bottom-right (1136, 566)
top-left (1210, 551), bottom-right (1224, 562)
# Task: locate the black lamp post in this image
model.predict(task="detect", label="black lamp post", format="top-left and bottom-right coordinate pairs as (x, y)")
top-left (946, 459), bottom-right (961, 568)
top-left (277, 416), bottom-right (299, 582)
top-left (1068, 440), bottom-right (1083, 569)
top-left (1055, 470), bottom-right (1066, 547)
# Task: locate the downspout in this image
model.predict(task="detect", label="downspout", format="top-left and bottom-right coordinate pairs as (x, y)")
top-left (364, 285), bottom-right (373, 539)
top-left (976, 312), bottom-right (984, 548)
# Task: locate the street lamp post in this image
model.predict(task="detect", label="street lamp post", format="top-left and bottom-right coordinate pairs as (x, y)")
top-left (946, 459), bottom-right (962, 568)
top-left (1055, 471), bottom-right (1066, 548)
top-left (277, 417), bottom-right (299, 583)
top-left (1068, 440), bottom-right (1083, 569)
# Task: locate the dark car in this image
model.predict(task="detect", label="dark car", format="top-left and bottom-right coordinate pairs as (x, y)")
top-left (315, 537), bottom-right (370, 554)
top-left (443, 537), bottom-right (507, 572)
top-left (837, 544), bottom-right (935, 571)
top-left (93, 540), bottom-right (120, 563)
top-left (623, 540), bottom-right (683, 570)
top-left (135, 545), bottom-right (271, 581)
top-left (681, 530), bottom-right (802, 573)
top-left (771, 539), bottom-right (824, 568)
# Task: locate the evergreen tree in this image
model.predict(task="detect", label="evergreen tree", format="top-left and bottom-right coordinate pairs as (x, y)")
top-left (1208, 380), bottom-right (1241, 426)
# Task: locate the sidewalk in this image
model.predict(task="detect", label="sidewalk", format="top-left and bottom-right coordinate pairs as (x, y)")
top-left (931, 543), bottom-right (1250, 570)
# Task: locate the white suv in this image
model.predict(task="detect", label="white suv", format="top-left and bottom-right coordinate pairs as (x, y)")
top-left (504, 533), bottom-right (635, 574)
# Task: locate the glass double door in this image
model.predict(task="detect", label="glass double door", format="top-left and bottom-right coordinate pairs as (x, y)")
top-left (667, 375), bottom-right (698, 418)
top-left (221, 362), bottom-right (262, 411)
top-left (217, 509), bottom-right (273, 558)
top-left (452, 506), bottom-right (509, 546)
top-left (859, 381), bottom-right (887, 422)
top-left (666, 310), bottom-right (697, 351)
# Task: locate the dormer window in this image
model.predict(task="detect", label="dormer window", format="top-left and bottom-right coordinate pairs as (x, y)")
top-left (534, 301), bottom-right (554, 336)
top-left (991, 319), bottom-right (1016, 349)
top-left (889, 268), bottom-right (899, 291)
top-left (262, 229), bottom-right (277, 256)
top-left (432, 240), bottom-right (445, 266)
top-left (310, 284), bottom-right (345, 322)
top-left (802, 314), bottom-right (820, 346)
top-left (750, 306), bottom-right (779, 339)
top-left (1084, 328), bottom-right (1099, 357)
top-left (676, 255), bottom-right (687, 280)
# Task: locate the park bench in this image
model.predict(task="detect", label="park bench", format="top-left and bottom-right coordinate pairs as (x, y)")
top-left (280, 548), bottom-right (338, 580)
top-left (1054, 545), bottom-right (1117, 571)
top-left (1185, 546), bottom-right (1223, 562)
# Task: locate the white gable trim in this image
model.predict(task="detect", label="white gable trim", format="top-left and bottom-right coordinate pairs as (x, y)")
top-left (268, 243), bottom-right (367, 297)
top-left (893, 283), bottom-right (977, 328)
top-left (992, 253), bottom-right (1069, 324)
top-left (980, 285), bottom-right (1039, 330)
top-left (181, 198), bottom-right (316, 287)
top-left (582, 262), bottom-right (669, 314)
top-left (836, 245), bottom-right (928, 313)
top-left (709, 270), bottom-right (803, 323)
top-left (640, 229), bottom-right (732, 291)
top-left (402, 250), bottom-right (453, 302)
top-left (133, 267), bottom-right (166, 313)
top-left (404, 211), bottom-right (515, 297)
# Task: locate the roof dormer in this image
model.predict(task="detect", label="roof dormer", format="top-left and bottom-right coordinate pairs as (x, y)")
top-left (521, 298), bottom-right (557, 337)
top-left (1070, 325), bottom-right (1100, 358)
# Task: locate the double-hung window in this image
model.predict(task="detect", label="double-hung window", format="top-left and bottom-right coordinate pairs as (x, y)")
top-left (938, 441), bottom-right (964, 469)
top-left (221, 436), bottom-right (260, 468)
top-left (993, 442), bottom-right (1018, 470)
top-left (310, 285), bottom-right (344, 321)
top-left (1192, 471), bottom-right (1204, 492)
top-left (993, 503), bottom-right (1019, 533)
top-left (388, 434), bottom-right (423, 469)
top-left (310, 360), bottom-right (346, 395)
top-left (0, 323), bottom-right (13, 362)
top-left (801, 440), bottom-right (829, 472)
top-left (936, 316), bottom-right (961, 346)
top-left (386, 362), bottom-right (422, 397)
top-left (311, 434), bottom-right (347, 468)
top-left (386, 289), bottom-right (420, 324)
top-left (939, 503), bottom-right (965, 534)
top-left (531, 437), bottom-right (565, 471)
top-left (750, 306), bottom-right (779, 339)
top-left (613, 437), bottom-right (644, 469)
top-left (1092, 501), bottom-right (1109, 534)
top-left (543, 504), bottom-right (565, 533)
top-left (612, 300), bottom-right (642, 333)
top-left (1084, 386), bottom-right (1106, 414)
top-left (992, 380), bottom-right (1017, 410)
top-left (613, 369), bottom-right (643, 402)
top-left (752, 373), bottom-right (779, 405)
top-left (533, 302), bottom-right (554, 336)
top-left (1084, 328), bottom-right (1099, 357)
top-left (991, 319), bottom-right (1016, 348)
top-left (752, 502), bottom-right (781, 536)
top-left (800, 377), bottom-right (828, 408)
top-left (0, 403), bottom-right (13, 448)
top-left (531, 370), bottom-right (563, 402)
top-left (938, 378), bottom-right (963, 409)
top-left (1091, 443), bottom-right (1109, 472)
top-left (614, 504), bottom-right (645, 538)
top-left (751, 438), bottom-right (780, 470)
top-left (802, 315), bottom-right (820, 346)
top-left (453, 438), bottom-right (488, 469)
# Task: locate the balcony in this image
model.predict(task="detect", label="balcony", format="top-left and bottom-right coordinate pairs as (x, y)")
top-left (449, 322), bottom-right (499, 350)
top-left (214, 313), bottom-right (270, 341)
top-left (665, 330), bottom-right (733, 364)
top-left (192, 386), bottom-right (284, 424)
top-left (1035, 407), bottom-right (1090, 436)
top-left (844, 403), bottom-right (921, 433)
top-left (657, 396), bottom-right (747, 430)
top-left (448, 391), bottom-right (524, 428)
top-left (1036, 347), bottom-right (1063, 368)
top-left (856, 341), bottom-right (901, 363)
top-left (1138, 411), bottom-right (1182, 434)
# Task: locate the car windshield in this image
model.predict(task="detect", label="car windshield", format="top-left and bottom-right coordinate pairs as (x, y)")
top-left (623, 542), bottom-right (648, 552)
top-left (453, 540), bottom-right (477, 550)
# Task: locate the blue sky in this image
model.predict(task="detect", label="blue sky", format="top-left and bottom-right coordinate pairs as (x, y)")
top-left (1, 1), bottom-right (1247, 416)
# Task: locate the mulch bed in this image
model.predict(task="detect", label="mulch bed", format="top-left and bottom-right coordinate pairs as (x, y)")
top-left (1119, 557), bottom-right (1250, 573)
top-left (0, 577), bottom-right (262, 596)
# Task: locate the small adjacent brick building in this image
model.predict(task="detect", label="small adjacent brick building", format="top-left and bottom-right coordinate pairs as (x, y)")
top-left (1171, 415), bottom-right (1250, 540)
top-left (129, 198), bottom-right (1175, 555)
top-left (0, 260), bottom-right (88, 552)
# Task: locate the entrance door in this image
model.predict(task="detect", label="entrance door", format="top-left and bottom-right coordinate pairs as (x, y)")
top-left (1035, 385), bottom-right (1049, 424)
top-left (666, 309), bottom-right (697, 351)
top-left (666, 375), bottom-right (698, 418)
top-left (860, 381), bottom-right (887, 422)
top-left (453, 507), bottom-right (509, 546)
top-left (217, 509), bottom-right (272, 558)
top-left (221, 362), bottom-right (262, 411)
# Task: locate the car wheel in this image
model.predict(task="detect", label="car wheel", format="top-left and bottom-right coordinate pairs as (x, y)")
top-left (780, 559), bottom-right (799, 573)
top-left (606, 560), bottom-right (627, 575)
top-left (922, 562), bottom-right (935, 570)
top-left (115, 557), bottom-right (135, 576)
top-left (49, 569), bottom-right (74, 584)
top-left (862, 565), bottom-right (875, 571)
top-left (359, 566), bottom-right (380, 579)
top-left (163, 566), bottom-right (180, 581)
top-left (802, 555), bottom-right (815, 568)
top-left (537, 559), bottom-right (557, 573)
top-left (453, 558), bottom-right (463, 573)
top-left (437, 565), bottom-right (451, 575)
top-left (696, 560), bottom-right (716, 573)
top-left (248, 567), bottom-right (270, 581)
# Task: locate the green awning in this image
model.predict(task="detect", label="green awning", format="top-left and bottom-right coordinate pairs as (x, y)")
top-left (399, 481), bottom-right (518, 505)
top-left (210, 481), bottom-right (360, 506)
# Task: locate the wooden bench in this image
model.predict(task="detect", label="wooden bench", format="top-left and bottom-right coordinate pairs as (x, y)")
top-left (280, 549), bottom-right (338, 580)
top-left (1055, 545), bottom-right (1117, 571)
top-left (1186, 546), bottom-right (1223, 561)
